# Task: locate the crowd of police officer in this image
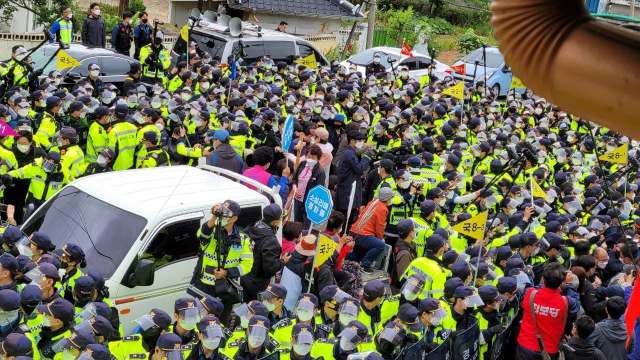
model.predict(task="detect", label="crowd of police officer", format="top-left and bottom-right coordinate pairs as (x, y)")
top-left (0, 30), bottom-right (637, 360)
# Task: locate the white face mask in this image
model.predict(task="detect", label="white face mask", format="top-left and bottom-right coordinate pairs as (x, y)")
top-left (262, 301), bottom-right (276, 312)
top-left (15, 54), bottom-right (26, 62)
top-left (182, 93), bottom-right (190, 101)
top-left (93, 9), bottom-right (101, 15)
top-left (339, 337), bottom-right (356, 351)
top-left (91, 70), bottom-right (100, 77)
top-left (339, 314), bottom-right (356, 327)
top-left (399, 181), bottom-right (410, 189)
top-left (201, 82), bottom-right (210, 90)
top-left (402, 288), bottom-right (418, 301)
top-left (248, 335), bottom-right (264, 348)
top-left (240, 316), bottom-right (249, 328)
top-left (355, 141), bottom-right (364, 149)
top-left (18, 109), bottom-right (29, 117)
top-left (305, 159), bottom-right (317, 167)
top-left (97, 155), bottom-right (107, 166)
top-left (597, 261), bottom-right (608, 269)
top-left (17, 144), bottom-right (29, 153)
top-left (155, 123), bottom-right (164, 131)
top-left (296, 309), bottom-right (313, 322)
top-left (202, 338), bottom-right (221, 350)
top-left (293, 343), bottom-right (312, 356)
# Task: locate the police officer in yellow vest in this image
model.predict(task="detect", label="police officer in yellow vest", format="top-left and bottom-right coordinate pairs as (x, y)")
top-left (1, 46), bottom-right (29, 87)
top-left (51, 329), bottom-right (94, 360)
top-left (168, 298), bottom-right (201, 351)
top-left (372, 321), bottom-right (407, 359)
top-left (50, 6), bottom-right (74, 44)
top-left (476, 285), bottom-right (506, 360)
top-left (36, 298), bottom-right (75, 359)
top-left (418, 298), bottom-right (450, 349)
top-left (139, 32), bottom-right (170, 86)
top-left (126, 333), bottom-right (183, 360)
top-left (49, 126), bottom-right (85, 178)
top-left (188, 201), bottom-right (253, 327)
top-left (402, 233), bottom-right (450, 299)
top-left (272, 293), bottom-right (318, 349)
top-left (309, 320), bottom-right (369, 360)
top-left (109, 308), bottom-right (173, 360)
top-left (276, 323), bottom-right (318, 360)
top-left (382, 273), bottom-right (426, 326)
top-left (107, 104), bottom-right (138, 171)
top-left (184, 316), bottom-right (226, 360)
top-left (19, 285), bottom-right (44, 342)
top-left (222, 315), bottom-right (275, 359)
top-left (358, 280), bottom-right (386, 336)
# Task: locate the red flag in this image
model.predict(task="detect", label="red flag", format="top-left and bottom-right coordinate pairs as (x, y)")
top-left (626, 280), bottom-right (640, 346)
top-left (401, 42), bottom-right (414, 58)
top-left (0, 120), bottom-right (19, 137)
top-left (451, 63), bottom-right (466, 75)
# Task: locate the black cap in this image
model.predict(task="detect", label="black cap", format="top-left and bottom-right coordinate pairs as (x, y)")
top-left (0, 289), bottom-right (20, 311)
top-left (419, 298), bottom-right (441, 312)
top-left (363, 280), bottom-right (387, 301)
top-left (199, 296), bottom-right (223, 317)
top-left (80, 344), bottom-right (110, 360)
top-left (143, 131), bottom-right (158, 144)
top-left (37, 298), bottom-right (75, 323)
top-left (19, 285), bottom-right (42, 306)
top-left (95, 106), bottom-right (110, 117)
top-left (259, 283), bottom-right (287, 300)
top-left (444, 278), bottom-right (465, 299)
top-left (262, 204), bottom-right (282, 223)
top-left (61, 243), bottom-right (85, 263)
top-left (397, 219), bottom-right (414, 239)
top-left (74, 276), bottom-right (95, 295)
top-left (453, 286), bottom-right (475, 299)
top-left (221, 200), bottom-right (241, 217)
top-left (0, 254), bottom-right (18, 274)
top-left (397, 304), bottom-right (422, 332)
top-left (478, 285), bottom-right (506, 305)
top-left (0, 333), bottom-right (33, 357)
top-left (497, 277), bottom-right (518, 294)
top-left (29, 232), bottom-right (51, 250)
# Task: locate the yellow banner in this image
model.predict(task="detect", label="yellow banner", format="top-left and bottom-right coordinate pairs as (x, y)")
top-left (442, 82), bottom-right (463, 100)
top-left (510, 76), bottom-right (525, 89)
top-left (295, 53), bottom-right (318, 69)
top-left (532, 178), bottom-right (547, 198)
top-left (599, 143), bottom-right (628, 164)
top-left (314, 234), bottom-right (337, 267)
top-left (57, 50), bottom-right (81, 69)
top-left (180, 25), bottom-right (188, 41)
top-left (451, 211), bottom-right (488, 241)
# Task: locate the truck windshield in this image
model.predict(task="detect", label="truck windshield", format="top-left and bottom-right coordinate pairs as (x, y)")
top-left (21, 186), bottom-right (147, 279)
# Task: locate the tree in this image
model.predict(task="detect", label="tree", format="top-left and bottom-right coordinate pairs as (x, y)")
top-left (0, 0), bottom-right (74, 29)
top-left (379, 6), bottom-right (414, 47)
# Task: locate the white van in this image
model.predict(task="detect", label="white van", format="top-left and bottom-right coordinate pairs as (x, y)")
top-left (20, 165), bottom-right (282, 333)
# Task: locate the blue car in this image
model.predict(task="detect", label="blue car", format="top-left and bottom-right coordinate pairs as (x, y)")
top-left (452, 46), bottom-right (531, 97)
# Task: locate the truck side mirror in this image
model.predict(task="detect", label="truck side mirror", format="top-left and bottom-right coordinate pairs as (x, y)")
top-left (128, 259), bottom-right (155, 286)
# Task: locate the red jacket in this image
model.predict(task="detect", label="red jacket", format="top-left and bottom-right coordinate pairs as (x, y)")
top-left (517, 286), bottom-right (568, 354)
top-left (349, 199), bottom-right (388, 240)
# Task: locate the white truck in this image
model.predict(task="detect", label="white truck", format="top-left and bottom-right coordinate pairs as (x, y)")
top-left (20, 165), bottom-right (282, 333)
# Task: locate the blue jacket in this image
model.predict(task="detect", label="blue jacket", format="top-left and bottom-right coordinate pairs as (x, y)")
top-left (50, 19), bottom-right (73, 43)
top-left (335, 145), bottom-right (370, 210)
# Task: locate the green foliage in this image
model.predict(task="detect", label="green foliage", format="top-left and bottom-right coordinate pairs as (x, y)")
top-left (424, 17), bottom-right (453, 36)
top-left (456, 28), bottom-right (485, 54)
top-left (439, 7), bottom-right (490, 29)
top-left (322, 45), bottom-right (356, 62)
top-left (128, 0), bottom-right (146, 14)
top-left (378, 6), bottom-right (415, 47)
top-left (0, 0), bottom-right (74, 28)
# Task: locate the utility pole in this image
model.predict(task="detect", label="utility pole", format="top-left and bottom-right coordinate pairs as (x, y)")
top-left (631, 0), bottom-right (636, 19)
top-left (365, 0), bottom-right (376, 49)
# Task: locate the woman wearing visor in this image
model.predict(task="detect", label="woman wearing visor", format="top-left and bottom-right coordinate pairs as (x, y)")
top-left (280, 323), bottom-right (317, 360)
top-left (184, 316), bottom-right (226, 360)
top-left (441, 286), bottom-right (483, 333)
top-left (51, 329), bottom-right (95, 360)
top-left (273, 294), bottom-right (318, 348)
top-left (310, 320), bottom-right (369, 360)
top-left (222, 315), bottom-right (275, 360)
top-left (58, 244), bottom-right (87, 303)
top-left (72, 315), bottom-right (113, 347)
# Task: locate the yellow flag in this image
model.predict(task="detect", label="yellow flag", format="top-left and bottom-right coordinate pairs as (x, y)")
top-left (314, 234), bottom-right (338, 267)
top-left (599, 143), bottom-right (628, 164)
top-left (532, 178), bottom-right (547, 198)
top-left (180, 25), bottom-right (188, 41)
top-left (57, 50), bottom-right (81, 69)
top-left (510, 76), bottom-right (525, 89)
top-left (451, 211), bottom-right (488, 241)
top-left (442, 82), bottom-right (463, 99)
top-left (295, 53), bottom-right (318, 69)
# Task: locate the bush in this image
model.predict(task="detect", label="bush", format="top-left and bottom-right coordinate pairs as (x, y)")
top-left (425, 17), bottom-right (453, 35)
top-left (323, 45), bottom-right (356, 62)
top-left (456, 28), bottom-right (484, 54)
top-left (129, 0), bottom-right (146, 14)
top-left (440, 7), bottom-right (490, 29)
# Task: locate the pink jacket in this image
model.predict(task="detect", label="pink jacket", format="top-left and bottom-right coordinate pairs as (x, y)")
top-left (242, 166), bottom-right (271, 190)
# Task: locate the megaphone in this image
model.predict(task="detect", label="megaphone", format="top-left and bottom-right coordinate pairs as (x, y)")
top-left (217, 14), bottom-right (231, 26)
top-left (229, 17), bottom-right (242, 37)
top-left (203, 10), bottom-right (217, 23)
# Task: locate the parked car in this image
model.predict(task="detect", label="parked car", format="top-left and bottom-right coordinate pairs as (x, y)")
top-left (171, 11), bottom-right (330, 68)
top-left (30, 44), bottom-right (139, 93)
top-left (340, 46), bottom-right (453, 81)
top-left (452, 46), bottom-right (531, 97)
